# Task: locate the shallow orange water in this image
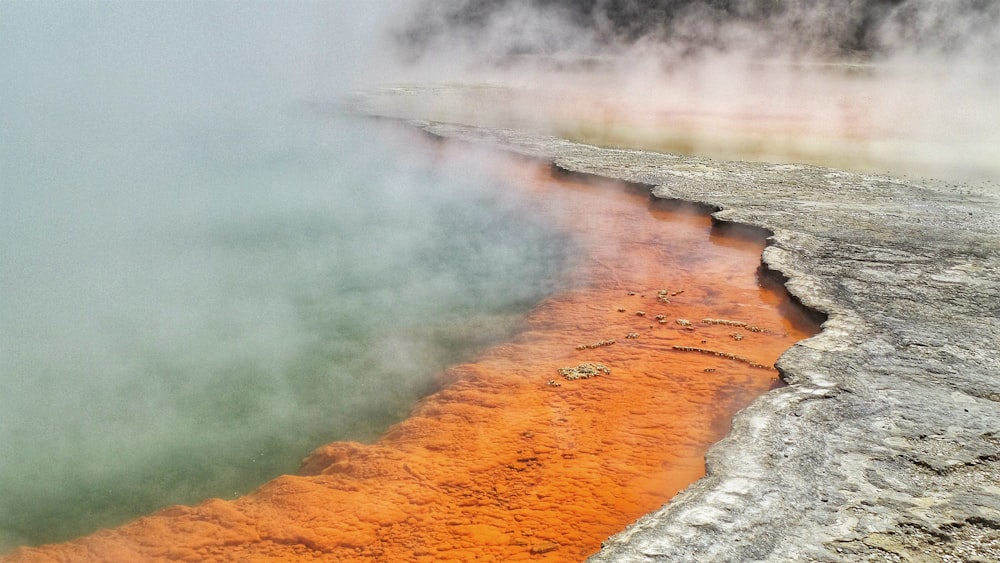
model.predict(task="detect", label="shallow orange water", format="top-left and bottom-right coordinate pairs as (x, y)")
top-left (5, 152), bottom-right (820, 562)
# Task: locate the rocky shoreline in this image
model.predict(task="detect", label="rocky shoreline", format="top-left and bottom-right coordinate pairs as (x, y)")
top-left (387, 116), bottom-right (1000, 561)
top-left (2, 127), bottom-right (817, 562)
top-left (6, 85), bottom-right (997, 561)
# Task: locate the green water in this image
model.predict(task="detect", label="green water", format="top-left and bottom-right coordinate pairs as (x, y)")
top-left (0, 2), bottom-right (572, 550)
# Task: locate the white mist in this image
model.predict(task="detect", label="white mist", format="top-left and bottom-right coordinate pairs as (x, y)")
top-left (0, 1), bottom-right (569, 550)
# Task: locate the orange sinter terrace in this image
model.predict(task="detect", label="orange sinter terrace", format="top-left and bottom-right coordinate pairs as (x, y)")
top-left (5, 139), bottom-right (822, 563)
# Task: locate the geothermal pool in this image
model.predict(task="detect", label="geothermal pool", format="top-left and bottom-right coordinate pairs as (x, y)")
top-left (3, 135), bottom-right (822, 561)
top-left (0, 105), bottom-right (579, 549)
top-left (0, 5), bottom-right (574, 547)
top-left (1, 3), bottom-right (825, 559)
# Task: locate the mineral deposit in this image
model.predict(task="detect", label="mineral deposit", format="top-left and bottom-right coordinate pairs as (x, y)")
top-left (400, 116), bottom-right (1000, 562)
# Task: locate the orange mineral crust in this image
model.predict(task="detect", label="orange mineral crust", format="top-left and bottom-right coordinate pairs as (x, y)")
top-left (5, 156), bottom-right (820, 562)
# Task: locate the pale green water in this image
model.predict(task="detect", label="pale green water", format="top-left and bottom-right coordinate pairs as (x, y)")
top-left (0, 2), bottom-right (572, 550)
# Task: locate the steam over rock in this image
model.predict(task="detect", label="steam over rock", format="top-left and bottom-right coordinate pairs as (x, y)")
top-left (399, 0), bottom-right (999, 60)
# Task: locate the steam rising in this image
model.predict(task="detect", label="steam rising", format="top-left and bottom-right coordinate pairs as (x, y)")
top-left (392, 0), bottom-right (1000, 183)
top-left (0, 1), bottom-right (569, 550)
top-left (1, 0), bottom-right (997, 554)
top-left (400, 0), bottom-right (1000, 59)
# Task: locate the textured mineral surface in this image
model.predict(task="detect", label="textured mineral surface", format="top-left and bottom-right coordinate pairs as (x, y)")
top-left (7, 82), bottom-right (998, 561)
top-left (395, 117), bottom-right (1000, 562)
top-left (1, 139), bottom-right (817, 562)
top-left (346, 78), bottom-right (1000, 560)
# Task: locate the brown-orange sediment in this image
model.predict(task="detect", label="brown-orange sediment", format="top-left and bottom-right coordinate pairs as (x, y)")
top-left (4, 149), bottom-right (821, 562)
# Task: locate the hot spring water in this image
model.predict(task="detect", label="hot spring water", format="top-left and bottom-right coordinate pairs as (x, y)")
top-left (0, 4), bottom-right (571, 549)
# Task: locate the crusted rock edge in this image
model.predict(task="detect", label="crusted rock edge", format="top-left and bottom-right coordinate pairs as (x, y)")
top-left (395, 119), bottom-right (1000, 562)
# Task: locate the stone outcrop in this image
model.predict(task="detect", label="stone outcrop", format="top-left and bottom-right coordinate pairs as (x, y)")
top-left (395, 118), bottom-right (1000, 561)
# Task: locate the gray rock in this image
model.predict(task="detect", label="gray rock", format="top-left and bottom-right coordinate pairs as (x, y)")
top-left (354, 90), bottom-right (1000, 561)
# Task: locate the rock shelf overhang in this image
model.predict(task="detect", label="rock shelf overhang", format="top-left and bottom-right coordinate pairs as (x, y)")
top-left (352, 86), bottom-right (1000, 561)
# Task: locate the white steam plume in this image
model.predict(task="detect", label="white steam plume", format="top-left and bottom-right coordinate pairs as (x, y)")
top-left (385, 0), bottom-right (1000, 183)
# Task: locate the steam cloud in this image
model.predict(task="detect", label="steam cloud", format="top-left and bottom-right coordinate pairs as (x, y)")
top-left (0, 1), bottom-right (570, 550)
top-left (1, 0), bottom-right (996, 553)
top-left (398, 0), bottom-right (1000, 60)
top-left (388, 0), bottom-right (999, 183)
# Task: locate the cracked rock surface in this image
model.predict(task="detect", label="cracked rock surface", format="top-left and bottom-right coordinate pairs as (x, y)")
top-left (362, 106), bottom-right (1000, 562)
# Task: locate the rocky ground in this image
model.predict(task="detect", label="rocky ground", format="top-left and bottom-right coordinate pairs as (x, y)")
top-left (356, 97), bottom-right (1000, 561)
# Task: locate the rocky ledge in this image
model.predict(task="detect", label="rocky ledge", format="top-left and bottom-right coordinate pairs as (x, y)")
top-left (380, 114), bottom-right (1000, 561)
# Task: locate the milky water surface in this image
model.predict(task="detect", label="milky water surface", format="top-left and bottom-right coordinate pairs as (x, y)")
top-left (0, 3), bottom-right (571, 549)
